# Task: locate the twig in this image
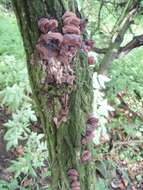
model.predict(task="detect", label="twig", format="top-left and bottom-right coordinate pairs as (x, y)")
top-left (96, 0), bottom-right (104, 30)
top-left (98, 0), bottom-right (138, 74)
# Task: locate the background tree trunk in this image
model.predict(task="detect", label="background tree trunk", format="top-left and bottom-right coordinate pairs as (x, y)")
top-left (12, 0), bottom-right (96, 189)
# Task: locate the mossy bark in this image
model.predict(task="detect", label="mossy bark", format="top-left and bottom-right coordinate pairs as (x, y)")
top-left (12, 0), bottom-right (96, 189)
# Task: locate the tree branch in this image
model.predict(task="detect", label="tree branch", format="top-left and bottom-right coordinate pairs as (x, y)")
top-left (93, 47), bottom-right (107, 54)
top-left (98, 0), bottom-right (139, 74)
top-left (96, 0), bottom-right (104, 30)
top-left (93, 34), bottom-right (143, 58)
top-left (117, 34), bottom-right (143, 58)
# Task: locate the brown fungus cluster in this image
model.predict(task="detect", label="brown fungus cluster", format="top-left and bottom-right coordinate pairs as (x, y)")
top-left (81, 116), bottom-right (98, 163)
top-left (36, 11), bottom-right (83, 128)
top-left (81, 116), bottom-right (98, 145)
top-left (38, 18), bottom-right (58, 33)
top-left (36, 12), bottom-right (94, 87)
top-left (36, 12), bottom-right (97, 187)
top-left (68, 169), bottom-right (80, 190)
top-left (81, 149), bottom-right (91, 163)
top-left (82, 39), bottom-right (96, 65)
top-left (36, 11), bottom-right (82, 86)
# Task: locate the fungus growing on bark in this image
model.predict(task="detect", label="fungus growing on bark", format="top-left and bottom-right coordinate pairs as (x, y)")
top-left (36, 31), bottom-right (63, 61)
top-left (80, 18), bottom-right (88, 33)
top-left (68, 169), bottom-right (79, 177)
top-left (81, 150), bottom-right (91, 163)
top-left (81, 116), bottom-right (98, 145)
top-left (36, 40), bottom-right (60, 60)
top-left (62, 11), bottom-right (81, 48)
top-left (88, 56), bottom-right (95, 65)
top-left (62, 34), bottom-right (82, 47)
top-left (63, 16), bottom-right (80, 27)
top-left (71, 186), bottom-right (80, 190)
top-left (36, 11), bottom-right (85, 128)
top-left (82, 39), bottom-right (94, 53)
top-left (85, 39), bottom-right (94, 47)
top-left (62, 11), bottom-right (76, 20)
top-left (39, 32), bottom-right (63, 47)
top-left (81, 133), bottom-right (95, 145)
top-left (36, 10), bottom-right (95, 187)
top-left (70, 178), bottom-right (80, 189)
top-left (38, 18), bottom-right (50, 34)
top-left (87, 116), bottom-right (98, 127)
top-left (62, 25), bottom-right (81, 35)
top-left (68, 169), bottom-right (80, 190)
top-left (69, 175), bottom-right (78, 182)
top-left (38, 18), bottom-right (58, 33)
top-left (48, 19), bottom-right (58, 31)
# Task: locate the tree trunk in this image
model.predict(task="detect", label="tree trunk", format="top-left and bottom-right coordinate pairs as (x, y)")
top-left (12, 0), bottom-right (96, 189)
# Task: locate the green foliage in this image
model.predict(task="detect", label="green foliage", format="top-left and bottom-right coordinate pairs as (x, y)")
top-left (0, 55), bottom-right (28, 89)
top-left (9, 132), bottom-right (48, 178)
top-left (108, 47), bottom-right (143, 98)
top-left (0, 85), bottom-right (31, 111)
top-left (0, 179), bottom-right (18, 190)
top-left (0, 8), bottom-right (24, 59)
top-left (96, 179), bottom-right (109, 190)
top-left (0, 0), bottom-right (11, 6)
top-left (0, 6), bottom-right (49, 188)
top-left (4, 104), bottom-right (37, 150)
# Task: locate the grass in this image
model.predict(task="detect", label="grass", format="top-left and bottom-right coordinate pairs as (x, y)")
top-left (0, 6), bottom-right (24, 59)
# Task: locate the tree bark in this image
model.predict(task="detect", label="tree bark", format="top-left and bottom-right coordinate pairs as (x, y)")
top-left (12, 0), bottom-right (96, 189)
